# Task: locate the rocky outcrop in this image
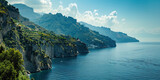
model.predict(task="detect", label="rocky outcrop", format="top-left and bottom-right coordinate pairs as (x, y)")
top-left (75, 41), bottom-right (89, 53)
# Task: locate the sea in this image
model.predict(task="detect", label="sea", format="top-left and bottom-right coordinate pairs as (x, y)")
top-left (30, 42), bottom-right (160, 80)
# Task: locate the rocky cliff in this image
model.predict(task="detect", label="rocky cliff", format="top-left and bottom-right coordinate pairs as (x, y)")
top-left (0, 1), bottom-right (15, 44)
top-left (74, 40), bottom-right (89, 53)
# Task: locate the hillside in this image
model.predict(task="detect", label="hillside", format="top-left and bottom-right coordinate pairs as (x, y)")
top-left (80, 22), bottom-right (139, 43)
top-left (34, 13), bottom-right (116, 49)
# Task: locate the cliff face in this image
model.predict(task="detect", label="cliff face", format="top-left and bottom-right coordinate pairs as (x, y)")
top-left (23, 44), bottom-right (52, 73)
top-left (0, 2), bottom-right (15, 44)
top-left (39, 43), bottom-right (78, 58)
top-left (40, 41), bottom-right (89, 58)
top-left (75, 41), bottom-right (89, 53)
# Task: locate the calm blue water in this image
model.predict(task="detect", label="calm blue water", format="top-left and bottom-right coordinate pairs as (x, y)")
top-left (30, 42), bottom-right (160, 80)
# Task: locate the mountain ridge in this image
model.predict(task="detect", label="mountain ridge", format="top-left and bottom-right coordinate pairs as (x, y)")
top-left (80, 22), bottom-right (139, 43)
top-left (34, 13), bottom-right (116, 49)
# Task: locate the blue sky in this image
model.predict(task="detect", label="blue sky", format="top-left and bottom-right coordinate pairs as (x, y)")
top-left (8, 0), bottom-right (160, 42)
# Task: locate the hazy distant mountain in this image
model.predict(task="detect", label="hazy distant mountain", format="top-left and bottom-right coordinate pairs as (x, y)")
top-left (34, 13), bottom-right (116, 49)
top-left (80, 22), bottom-right (139, 43)
top-left (13, 4), bottom-right (41, 21)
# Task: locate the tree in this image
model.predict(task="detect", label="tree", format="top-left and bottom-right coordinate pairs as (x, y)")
top-left (0, 60), bottom-right (17, 80)
top-left (0, 48), bottom-right (24, 73)
top-left (0, 48), bottom-right (27, 80)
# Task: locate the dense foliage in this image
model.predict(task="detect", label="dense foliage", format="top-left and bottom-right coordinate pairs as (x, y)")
top-left (0, 0), bottom-right (19, 19)
top-left (0, 46), bottom-right (29, 80)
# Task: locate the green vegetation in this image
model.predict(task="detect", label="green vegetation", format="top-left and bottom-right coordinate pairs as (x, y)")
top-left (0, 46), bottom-right (29, 80)
top-left (3, 22), bottom-right (77, 49)
top-left (0, 3), bottom-right (7, 14)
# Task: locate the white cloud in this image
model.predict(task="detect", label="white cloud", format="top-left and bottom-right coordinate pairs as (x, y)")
top-left (94, 9), bottom-right (98, 13)
top-left (52, 3), bottom-right (78, 18)
top-left (7, 0), bottom-right (52, 13)
top-left (52, 3), bottom-right (119, 28)
top-left (109, 11), bottom-right (117, 16)
top-left (77, 10), bottom-right (119, 27)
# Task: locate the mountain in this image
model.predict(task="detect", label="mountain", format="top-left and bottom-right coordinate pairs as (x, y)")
top-left (0, 0), bottom-right (88, 74)
top-left (11, 4), bottom-right (116, 49)
top-left (13, 4), bottom-right (41, 21)
top-left (80, 22), bottom-right (139, 43)
top-left (34, 13), bottom-right (116, 49)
